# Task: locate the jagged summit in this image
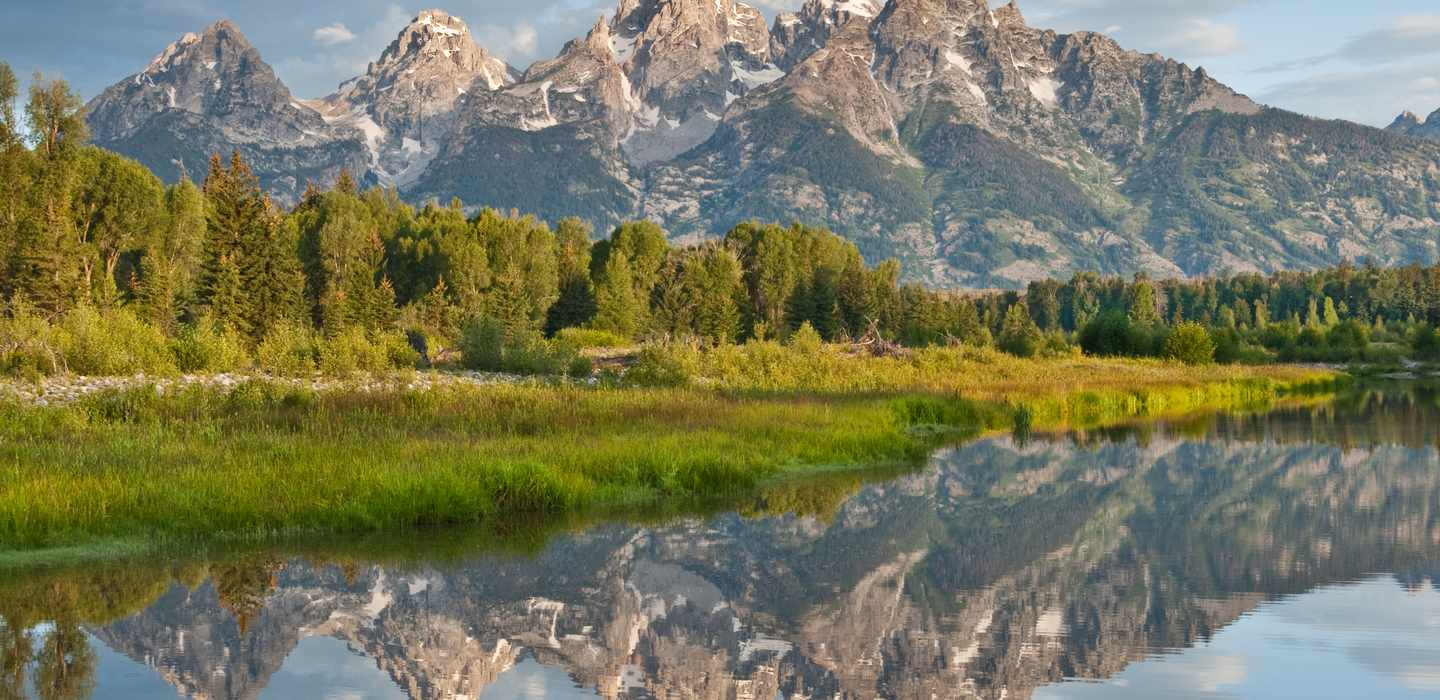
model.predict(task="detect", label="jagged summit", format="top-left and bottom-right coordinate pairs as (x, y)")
top-left (86, 18), bottom-right (368, 197)
top-left (305, 8), bottom-right (516, 185)
top-left (1387, 108), bottom-right (1440, 140)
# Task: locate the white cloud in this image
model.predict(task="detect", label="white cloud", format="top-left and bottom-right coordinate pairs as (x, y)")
top-left (1159, 18), bottom-right (1243, 58)
top-left (312, 23), bottom-right (357, 47)
top-left (473, 22), bottom-right (547, 63)
top-left (1334, 14), bottom-right (1440, 63)
top-left (511, 23), bottom-right (539, 56)
top-left (1018, 0), bottom-right (1250, 63)
top-left (1259, 61), bottom-right (1440, 126)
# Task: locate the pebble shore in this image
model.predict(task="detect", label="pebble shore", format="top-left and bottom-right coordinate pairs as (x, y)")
top-left (0, 370), bottom-right (531, 407)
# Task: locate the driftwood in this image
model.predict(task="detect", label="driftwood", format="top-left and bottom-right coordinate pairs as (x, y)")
top-left (849, 318), bottom-right (909, 358)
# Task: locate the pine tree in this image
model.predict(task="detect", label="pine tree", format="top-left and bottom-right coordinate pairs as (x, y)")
top-left (953, 297), bottom-right (988, 346)
top-left (136, 252), bottom-right (178, 333)
top-left (998, 302), bottom-right (1043, 358)
top-left (1323, 296), bottom-right (1340, 326)
top-left (486, 265), bottom-right (532, 337)
top-left (545, 217), bottom-right (596, 334)
top-left (1127, 277), bottom-right (1161, 326)
top-left (692, 244), bottom-right (743, 344)
top-left (593, 250), bottom-right (640, 339)
top-left (208, 253), bottom-right (246, 335)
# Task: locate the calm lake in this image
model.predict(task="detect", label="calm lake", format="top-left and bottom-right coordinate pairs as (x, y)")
top-left (5, 383), bottom-right (1440, 699)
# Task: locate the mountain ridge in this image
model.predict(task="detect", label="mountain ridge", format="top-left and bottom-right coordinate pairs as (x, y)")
top-left (85, 1), bottom-right (1440, 288)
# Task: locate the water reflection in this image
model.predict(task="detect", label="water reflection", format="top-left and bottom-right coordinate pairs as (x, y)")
top-left (5, 385), bottom-right (1440, 699)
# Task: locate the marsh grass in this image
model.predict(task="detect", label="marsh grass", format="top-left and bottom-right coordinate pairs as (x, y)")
top-left (0, 354), bottom-right (1338, 557)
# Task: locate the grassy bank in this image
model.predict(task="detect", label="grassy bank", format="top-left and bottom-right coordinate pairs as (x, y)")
top-left (0, 352), bottom-right (1338, 556)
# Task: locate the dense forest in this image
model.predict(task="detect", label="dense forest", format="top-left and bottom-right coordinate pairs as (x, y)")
top-left (1, 65), bottom-right (1438, 379)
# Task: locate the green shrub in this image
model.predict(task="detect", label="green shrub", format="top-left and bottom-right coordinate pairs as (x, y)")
top-left (460, 316), bottom-right (584, 376)
top-left (59, 307), bottom-right (177, 376)
top-left (0, 307), bottom-right (66, 380)
top-left (626, 342), bottom-right (701, 387)
top-left (172, 320), bottom-right (250, 373)
top-left (317, 328), bottom-right (420, 375)
top-left (256, 323), bottom-right (320, 376)
top-left (554, 327), bottom-right (629, 349)
top-left (1162, 322), bottom-right (1216, 365)
top-left (788, 322), bottom-right (823, 355)
top-left (460, 317), bottom-right (506, 372)
top-left (319, 327), bottom-right (389, 375)
top-left (500, 332), bottom-right (567, 376)
top-left (1326, 321), bottom-right (1370, 354)
top-left (1037, 332), bottom-right (1079, 359)
top-left (997, 304), bottom-right (1043, 358)
top-left (1080, 311), bottom-right (1161, 358)
top-left (1413, 323), bottom-right (1440, 360)
top-left (384, 332), bottom-right (422, 370)
top-left (567, 354), bottom-right (595, 379)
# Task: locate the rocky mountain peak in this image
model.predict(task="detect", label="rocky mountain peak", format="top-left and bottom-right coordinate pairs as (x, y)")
top-left (372, 9), bottom-right (512, 91)
top-left (306, 8), bottom-right (516, 186)
top-left (85, 20), bottom-right (368, 201)
top-left (994, 0), bottom-right (1025, 29)
top-left (1393, 110), bottom-right (1423, 126)
top-left (125, 19), bottom-right (287, 111)
top-left (770, 0), bottom-right (883, 70)
top-left (602, 0), bottom-right (782, 164)
top-left (1387, 108), bottom-right (1440, 140)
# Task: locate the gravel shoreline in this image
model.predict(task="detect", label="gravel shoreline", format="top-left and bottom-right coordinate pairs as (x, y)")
top-left (0, 370), bottom-right (531, 407)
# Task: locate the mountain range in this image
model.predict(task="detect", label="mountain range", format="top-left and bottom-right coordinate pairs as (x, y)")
top-left (85, 0), bottom-right (1440, 288)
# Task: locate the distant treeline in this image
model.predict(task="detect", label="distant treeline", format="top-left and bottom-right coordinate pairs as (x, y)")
top-left (1, 67), bottom-right (1437, 377)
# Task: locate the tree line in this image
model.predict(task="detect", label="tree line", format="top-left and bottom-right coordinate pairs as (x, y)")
top-left (3, 65), bottom-right (1438, 377)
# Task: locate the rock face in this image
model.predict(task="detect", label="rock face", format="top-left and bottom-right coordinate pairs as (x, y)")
top-left (85, 20), bottom-right (369, 203)
top-left (304, 9), bottom-right (516, 186)
top-left (87, 1), bottom-right (1440, 287)
top-left (408, 0), bottom-right (789, 222)
top-left (1388, 109), bottom-right (1440, 140)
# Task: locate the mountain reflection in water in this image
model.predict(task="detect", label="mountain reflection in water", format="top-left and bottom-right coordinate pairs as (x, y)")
top-left (4, 384), bottom-right (1440, 699)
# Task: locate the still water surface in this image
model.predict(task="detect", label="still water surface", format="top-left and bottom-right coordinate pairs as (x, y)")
top-left (5, 384), bottom-right (1440, 699)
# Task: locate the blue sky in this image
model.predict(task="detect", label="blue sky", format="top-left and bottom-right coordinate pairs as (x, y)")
top-left (2, 0), bottom-right (1439, 127)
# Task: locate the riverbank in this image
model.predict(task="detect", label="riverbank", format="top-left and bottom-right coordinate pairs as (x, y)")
top-left (0, 352), bottom-right (1339, 559)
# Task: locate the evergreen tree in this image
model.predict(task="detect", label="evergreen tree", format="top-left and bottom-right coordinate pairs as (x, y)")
top-left (998, 302), bottom-right (1043, 357)
top-left (691, 243), bottom-right (743, 344)
top-left (1027, 280), bottom-right (1061, 331)
top-left (136, 251), bottom-right (178, 333)
top-left (954, 297), bottom-right (989, 346)
top-left (1323, 296), bottom-right (1340, 326)
top-left (1127, 277), bottom-right (1161, 326)
top-left (545, 217), bottom-right (595, 334)
top-left (593, 249), bottom-right (640, 339)
top-left (208, 253), bottom-right (246, 333)
top-left (242, 213), bottom-right (306, 338)
top-left (649, 252), bottom-right (696, 338)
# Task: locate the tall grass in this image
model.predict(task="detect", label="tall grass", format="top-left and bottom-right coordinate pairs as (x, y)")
top-left (0, 356), bottom-right (1338, 554)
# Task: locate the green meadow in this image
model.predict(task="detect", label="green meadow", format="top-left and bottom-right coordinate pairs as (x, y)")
top-left (0, 348), bottom-right (1339, 558)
